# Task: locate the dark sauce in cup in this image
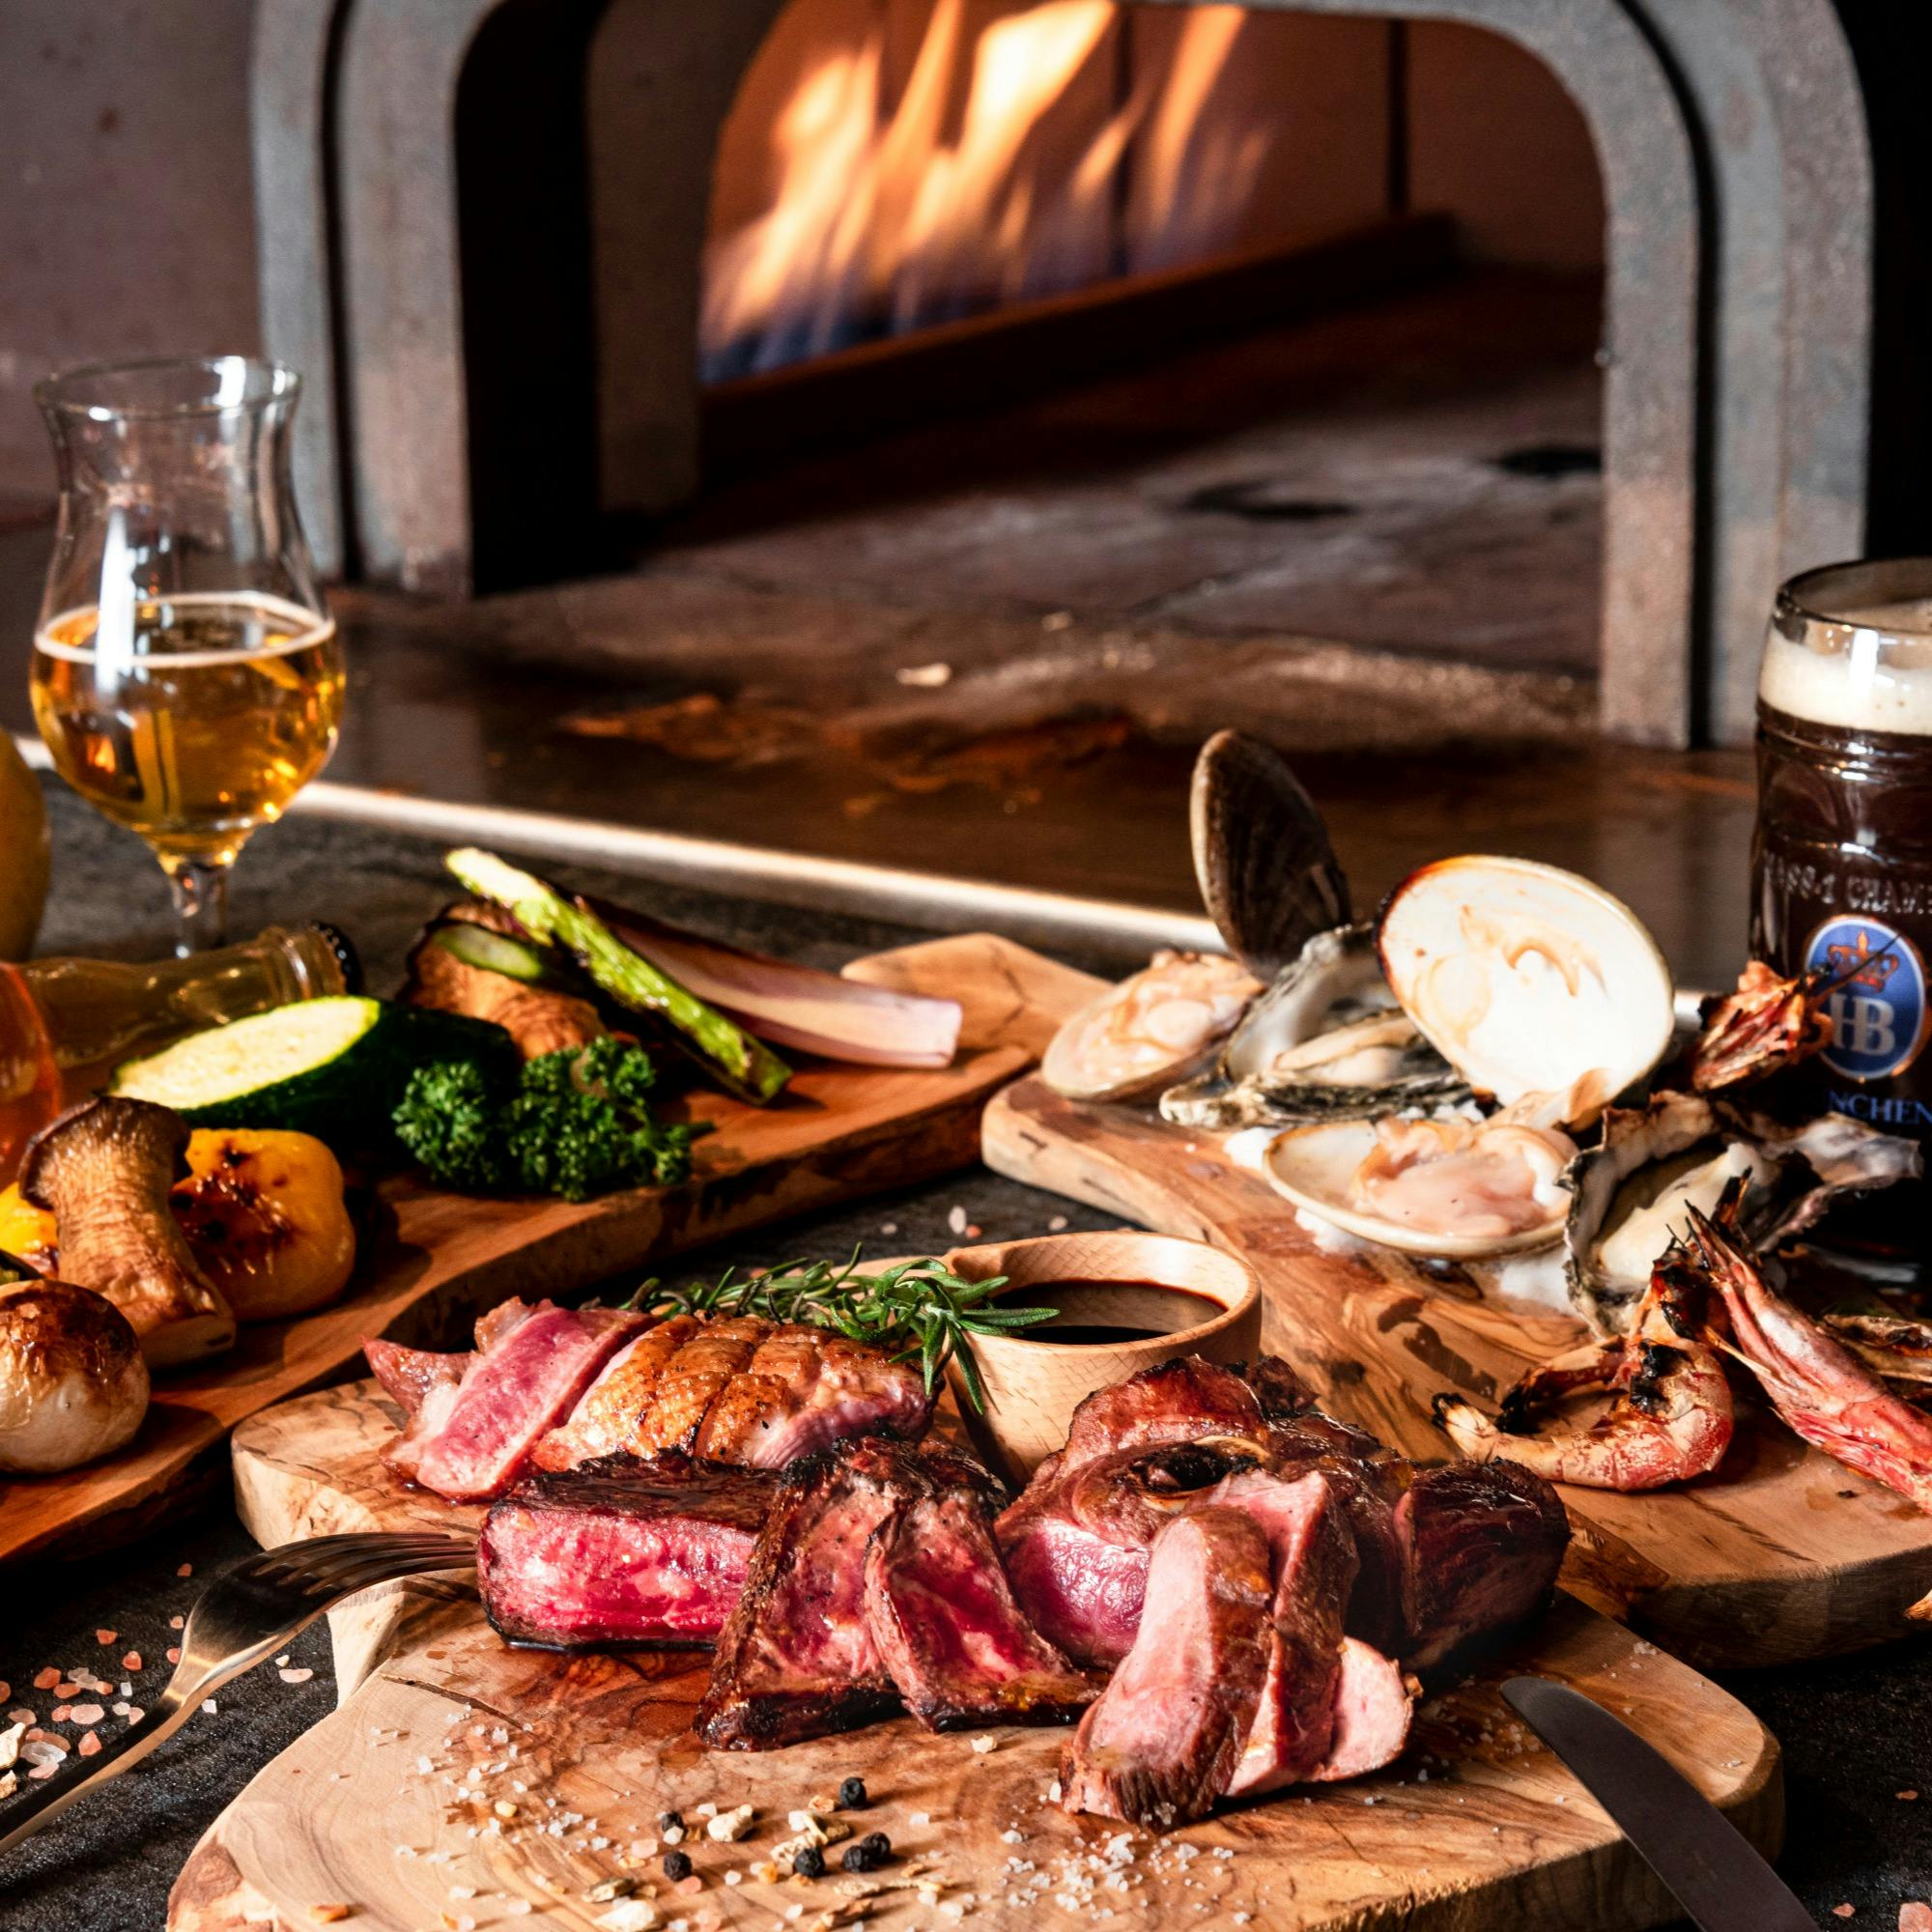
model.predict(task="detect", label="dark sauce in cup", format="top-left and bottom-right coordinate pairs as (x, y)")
top-left (994, 1279), bottom-right (1225, 1346)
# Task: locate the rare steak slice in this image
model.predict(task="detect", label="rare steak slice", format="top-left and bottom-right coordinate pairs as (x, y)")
top-left (1305, 1638), bottom-right (1414, 1782)
top-left (528, 1316), bottom-right (703, 1472)
top-left (1396, 1461), bottom-right (1569, 1667)
top-left (1214, 1468), bottom-right (1356, 1798)
top-left (694, 1324), bottom-right (931, 1467)
top-left (479, 1455), bottom-right (776, 1647)
top-left (864, 1489), bottom-right (1091, 1731)
top-left (1060, 1507), bottom-right (1275, 1829)
top-left (395, 1304), bottom-right (646, 1502)
top-left (696, 1439), bottom-right (919, 1748)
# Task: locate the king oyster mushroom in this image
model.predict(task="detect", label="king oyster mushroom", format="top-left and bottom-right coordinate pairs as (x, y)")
top-left (1264, 857), bottom-right (1678, 1258)
top-left (1042, 950), bottom-right (1263, 1104)
top-left (1189, 730), bottom-right (1351, 981)
top-left (21, 1096), bottom-right (237, 1369)
top-left (1161, 924), bottom-right (1466, 1131)
top-left (1563, 1094), bottom-right (1923, 1332)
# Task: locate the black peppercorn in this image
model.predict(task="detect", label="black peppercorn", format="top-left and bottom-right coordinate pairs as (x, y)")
top-left (840, 1832), bottom-right (893, 1874)
top-left (662, 1849), bottom-right (692, 1882)
top-left (837, 1776), bottom-right (867, 1810)
top-left (657, 1809), bottom-right (684, 1833)
top-left (792, 1845), bottom-right (825, 1879)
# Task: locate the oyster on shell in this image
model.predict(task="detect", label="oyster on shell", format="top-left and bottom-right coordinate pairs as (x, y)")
top-left (1042, 949), bottom-right (1262, 1104)
top-left (1190, 730), bottom-right (1351, 980)
top-left (1257, 856), bottom-right (1679, 1259)
top-left (1562, 1094), bottom-right (1924, 1333)
top-left (1160, 924), bottom-right (1466, 1131)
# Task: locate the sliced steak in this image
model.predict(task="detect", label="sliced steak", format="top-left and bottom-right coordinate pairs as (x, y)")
top-left (365, 1338), bottom-right (468, 1415)
top-left (479, 1456), bottom-right (776, 1647)
top-left (1213, 1468), bottom-right (1356, 1798)
top-left (1060, 1507), bottom-right (1275, 1829)
top-left (1396, 1462), bottom-right (1569, 1667)
top-left (394, 1304), bottom-right (645, 1502)
top-left (864, 1489), bottom-right (1091, 1732)
top-left (696, 1325), bottom-right (931, 1466)
top-left (1305, 1638), bottom-right (1414, 1783)
top-left (528, 1316), bottom-right (703, 1472)
top-left (696, 1439), bottom-right (921, 1748)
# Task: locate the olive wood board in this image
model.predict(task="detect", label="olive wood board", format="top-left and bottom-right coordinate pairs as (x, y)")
top-left (983, 1074), bottom-right (1932, 1670)
top-left (0, 932), bottom-right (1100, 1567)
top-left (166, 1376), bottom-right (1780, 1932)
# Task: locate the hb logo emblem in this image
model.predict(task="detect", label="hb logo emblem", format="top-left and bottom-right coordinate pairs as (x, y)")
top-left (1804, 917), bottom-right (1930, 1081)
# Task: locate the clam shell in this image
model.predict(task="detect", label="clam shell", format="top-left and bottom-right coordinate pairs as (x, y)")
top-left (1042, 950), bottom-right (1260, 1104)
top-left (1378, 855), bottom-right (1675, 1128)
top-left (1263, 1118), bottom-right (1570, 1259)
top-left (1190, 730), bottom-right (1350, 981)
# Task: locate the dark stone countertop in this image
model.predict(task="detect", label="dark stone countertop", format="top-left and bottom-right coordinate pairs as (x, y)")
top-left (0, 781), bottom-right (1927, 1931)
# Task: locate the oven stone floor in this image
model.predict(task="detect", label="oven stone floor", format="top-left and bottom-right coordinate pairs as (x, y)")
top-left (0, 270), bottom-right (1754, 991)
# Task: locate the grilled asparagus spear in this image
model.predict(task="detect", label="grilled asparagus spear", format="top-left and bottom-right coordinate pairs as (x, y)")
top-left (443, 848), bottom-right (792, 1103)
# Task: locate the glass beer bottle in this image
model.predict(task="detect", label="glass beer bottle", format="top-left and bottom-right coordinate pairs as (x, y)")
top-left (0, 923), bottom-right (355, 1181)
top-left (1752, 558), bottom-right (1932, 1262)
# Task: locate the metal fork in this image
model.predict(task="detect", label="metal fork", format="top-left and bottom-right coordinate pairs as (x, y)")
top-left (0, 1530), bottom-right (476, 1856)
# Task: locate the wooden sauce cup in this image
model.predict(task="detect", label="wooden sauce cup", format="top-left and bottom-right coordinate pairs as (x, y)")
top-left (943, 1229), bottom-right (1261, 1483)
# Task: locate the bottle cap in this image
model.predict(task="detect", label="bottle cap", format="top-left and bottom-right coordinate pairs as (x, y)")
top-left (304, 920), bottom-right (362, 995)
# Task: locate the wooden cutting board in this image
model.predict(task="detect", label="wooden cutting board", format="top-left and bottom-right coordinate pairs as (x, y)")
top-left (167, 1378), bottom-right (1780, 1932)
top-left (983, 1074), bottom-right (1932, 1670)
top-left (0, 934), bottom-right (1099, 1567)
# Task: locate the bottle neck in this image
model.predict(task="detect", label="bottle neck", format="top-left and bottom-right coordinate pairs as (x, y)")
top-left (15, 923), bottom-right (354, 1076)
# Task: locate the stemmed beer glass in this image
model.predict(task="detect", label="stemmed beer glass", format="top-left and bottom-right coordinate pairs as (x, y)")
top-left (30, 356), bottom-right (345, 952)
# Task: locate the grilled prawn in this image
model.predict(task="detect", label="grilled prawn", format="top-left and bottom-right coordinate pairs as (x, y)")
top-left (1686, 1204), bottom-right (1932, 1514)
top-left (1685, 960), bottom-right (1835, 1093)
top-left (1433, 1242), bottom-right (1733, 1491)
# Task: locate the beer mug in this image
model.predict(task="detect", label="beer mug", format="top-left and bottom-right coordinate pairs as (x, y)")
top-left (1753, 558), bottom-right (1932, 1257)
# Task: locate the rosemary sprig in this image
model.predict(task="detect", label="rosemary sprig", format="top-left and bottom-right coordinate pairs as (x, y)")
top-left (634, 1248), bottom-right (1058, 1413)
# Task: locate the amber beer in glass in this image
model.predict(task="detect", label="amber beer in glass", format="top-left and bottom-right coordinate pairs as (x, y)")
top-left (1752, 559), bottom-right (1932, 1253)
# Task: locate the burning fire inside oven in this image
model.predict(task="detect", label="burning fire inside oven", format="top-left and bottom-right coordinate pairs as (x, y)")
top-left (702, 0), bottom-right (1281, 380)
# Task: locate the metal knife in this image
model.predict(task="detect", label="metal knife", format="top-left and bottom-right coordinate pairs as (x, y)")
top-left (1501, 1675), bottom-right (1814, 1932)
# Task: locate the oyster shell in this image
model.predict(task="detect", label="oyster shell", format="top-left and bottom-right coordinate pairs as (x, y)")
top-left (1042, 949), bottom-right (1261, 1104)
top-left (1264, 1115), bottom-right (1577, 1259)
top-left (1160, 925), bottom-right (1466, 1131)
top-left (1378, 855), bottom-right (1675, 1130)
top-left (1190, 730), bottom-right (1351, 980)
top-left (1563, 1094), bottom-right (1924, 1332)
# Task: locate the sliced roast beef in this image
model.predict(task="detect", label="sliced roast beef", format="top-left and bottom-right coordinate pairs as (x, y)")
top-left (1304, 1638), bottom-right (1414, 1783)
top-left (393, 1304), bottom-right (645, 1502)
top-left (1396, 1462), bottom-right (1569, 1667)
top-left (864, 1489), bottom-right (1092, 1731)
top-left (480, 1456), bottom-right (776, 1647)
top-left (696, 1439), bottom-right (919, 1748)
top-left (1060, 1508), bottom-right (1275, 1829)
top-left (1212, 1468), bottom-right (1355, 1797)
top-left (1001, 1354), bottom-right (1568, 1681)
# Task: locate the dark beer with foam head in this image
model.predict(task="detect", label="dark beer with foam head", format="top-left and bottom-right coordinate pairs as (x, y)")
top-left (1753, 559), bottom-right (1932, 1250)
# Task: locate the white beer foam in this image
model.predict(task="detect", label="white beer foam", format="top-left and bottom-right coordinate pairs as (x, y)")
top-left (1761, 600), bottom-right (1932, 737)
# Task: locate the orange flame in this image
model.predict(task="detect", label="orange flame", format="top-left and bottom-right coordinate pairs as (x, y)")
top-left (703, 2), bottom-right (1264, 376)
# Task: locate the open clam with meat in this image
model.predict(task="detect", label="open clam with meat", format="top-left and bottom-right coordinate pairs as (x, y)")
top-left (1042, 732), bottom-right (1929, 1513)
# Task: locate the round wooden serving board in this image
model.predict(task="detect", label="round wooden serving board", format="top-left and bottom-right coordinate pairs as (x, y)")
top-left (983, 1073), bottom-right (1932, 1670)
top-left (168, 1379), bottom-right (1780, 1932)
top-left (0, 933), bottom-right (1101, 1568)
